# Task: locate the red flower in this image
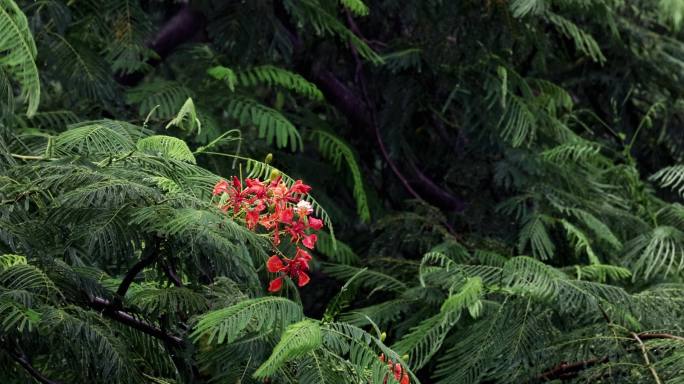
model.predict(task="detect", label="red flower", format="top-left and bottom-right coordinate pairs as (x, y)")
top-left (246, 209), bottom-right (260, 230)
top-left (268, 277), bottom-right (284, 292)
top-left (279, 207), bottom-right (294, 224)
top-left (213, 179), bottom-right (229, 196)
top-left (302, 233), bottom-right (317, 249)
top-left (286, 220), bottom-right (306, 243)
top-left (308, 217), bottom-right (323, 230)
top-left (289, 180), bottom-right (312, 195)
top-left (267, 255), bottom-right (286, 273)
top-left (266, 249), bottom-right (312, 292)
top-left (214, 176), bottom-right (322, 292)
top-left (245, 178), bottom-right (267, 199)
top-left (379, 354), bottom-right (410, 384)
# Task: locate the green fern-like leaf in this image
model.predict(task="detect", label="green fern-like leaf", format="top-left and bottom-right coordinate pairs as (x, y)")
top-left (237, 65), bottom-right (323, 101)
top-left (137, 135), bottom-right (196, 164)
top-left (0, 0), bottom-right (40, 115)
top-left (191, 296), bottom-right (303, 345)
top-left (314, 130), bottom-right (370, 221)
top-left (253, 319), bottom-right (322, 378)
top-left (226, 97), bottom-right (303, 151)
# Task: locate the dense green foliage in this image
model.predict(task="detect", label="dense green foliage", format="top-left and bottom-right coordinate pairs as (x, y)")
top-left (4, 0), bottom-right (684, 383)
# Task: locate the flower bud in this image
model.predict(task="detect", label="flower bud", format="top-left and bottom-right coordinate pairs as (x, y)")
top-left (269, 169), bottom-right (281, 181)
top-left (265, 153), bottom-right (273, 164)
top-left (401, 354), bottom-right (409, 361)
top-left (380, 331), bottom-right (387, 342)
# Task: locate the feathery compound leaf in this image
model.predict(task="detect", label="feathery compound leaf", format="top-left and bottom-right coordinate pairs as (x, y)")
top-left (340, 0), bottom-right (369, 16)
top-left (393, 277), bottom-right (483, 370)
top-left (253, 319), bottom-right (322, 378)
top-left (509, 0), bottom-right (546, 17)
top-left (545, 12), bottom-right (606, 64)
top-left (322, 263), bottom-right (408, 293)
top-left (165, 97), bottom-right (201, 134)
top-left (207, 65), bottom-right (237, 91)
top-left (625, 226), bottom-right (684, 281)
top-left (0, 0), bottom-right (40, 116)
top-left (314, 130), bottom-right (370, 222)
top-left (226, 97), bottom-right (303, 151)
top-left (518, 214), bottom-right (555, 260)
top-left (137, 135), bottom-right (196, 164)
top-left (126, 80), bottom-right (195, 120)
top-left (316, 231), bottom-right (359, 265)
top-left (191, 297), bottom-right (303, 345)
top-left (56, 119), bottom-right (145, 156)
top-left (237, 65), bottom-right (323, 101)
top-left (651, 165), bottom-right (684, 197)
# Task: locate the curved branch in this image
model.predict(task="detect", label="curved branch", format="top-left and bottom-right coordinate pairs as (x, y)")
top-left (0, 343), bottom-right (62, 384)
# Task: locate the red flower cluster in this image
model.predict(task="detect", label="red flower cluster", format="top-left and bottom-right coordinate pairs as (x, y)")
top-left (212, 176), bottom-right (323, 292)
top-left (379, 354), bottom-right (410, 384)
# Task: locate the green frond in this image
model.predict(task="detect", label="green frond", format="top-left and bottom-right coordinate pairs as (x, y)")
top-left (381, 48), bottom-right (422, 73)
top-left (207, 65), bottom-right (237, 91)
top-left (625, 226), bottom-right (684, 281)
top-left (237, 65), bottom-right (323, 101)
top-left (393, 277), bottom-right (482, 370)
top-left (0, 0), bottom-right (40, 116)
top-left (509, 0), bottom-right (546, 18)
top-left (314, 130), bottom-right (370, 221)
top-left (226, 97), bottom-right (303, 151)
top-left (165, 97), bottom-right (201, 134)
top-left (322, 263), bottom-right (408, 293)
top-left (284, 0), bottom-right (382, 64)
top-left (545, 12), bottom-right (606, 64)
top-left (0, 254), bottom-right (26, 270)
top-left (540, 141), bottom-right (601, 163)
top-left (126, 80), bottom-right (195, 120)
top-left (518, 214), bottom-right (555, 260)
top-left (340, 0), bottom-right (369, 17)
top-left (316, 232), bottom-right (359, 265)
top-left (498, 94), bottom-right (536, 147)
top-left (566, 208), bottom-right (622, 250)
top-left (137, 135), bottom-right (196, 164)
top-left (128, 286), bottom-right (209, 318)
top-left (56, 119), bottom-right (145, 156)
top-left (561, 219), bottom-right (601, 264)
top-left (0, 298), bottom-right (40, 332)
top-left (567, 263), bottom-right (632, 283)
top-left (651, 164), bottom-right (684, 197)
top-left (253, 319), bottom-right (322, 378)
top-left (191, 296), bottom-right (303, 345)
top-left (41, 307), bottom-right (141, 383)
top-left (44, 32), bottom-right (117, 103)
top-left (0, 263), bottom-right (58, 300)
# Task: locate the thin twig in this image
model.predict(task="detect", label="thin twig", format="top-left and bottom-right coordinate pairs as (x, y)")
top-left (631, 332), bottom-right (663, 384)
top-left (0, 343), bottom-right (62, 384)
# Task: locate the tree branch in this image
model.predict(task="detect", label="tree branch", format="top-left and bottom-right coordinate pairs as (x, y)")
top-left (113, 237), bottom-right (160, 307)
top-left (0, 342), bottom-right (62, 384)
top-left (88, 296), bottom-right (183, 346)
top-left (631, 332), bottom-right (662, 384)
top-left (535, 356), bottom-right (608, 382)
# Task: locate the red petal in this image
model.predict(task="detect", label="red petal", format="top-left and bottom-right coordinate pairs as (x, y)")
top-left (289, 180), bottom-right (312, 195)
top-left (394, 363), bottom-right (403, 380)
top-left (308, 217), bottom-right (323, 230)
top-left (295, 248), bottom-right (312, 261)
top-left (267, 256), bottom-right (285, 272)
top-left (401, 372), bottom-right (410, 384)
top-left (302, 233), bottom-right (317, 249)
top-left (268, 277), bottom-right (284, 292)
top-left (297, 271), bottom-right (310, 287)
top-left (212, 180), bottom-right (229, 196)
